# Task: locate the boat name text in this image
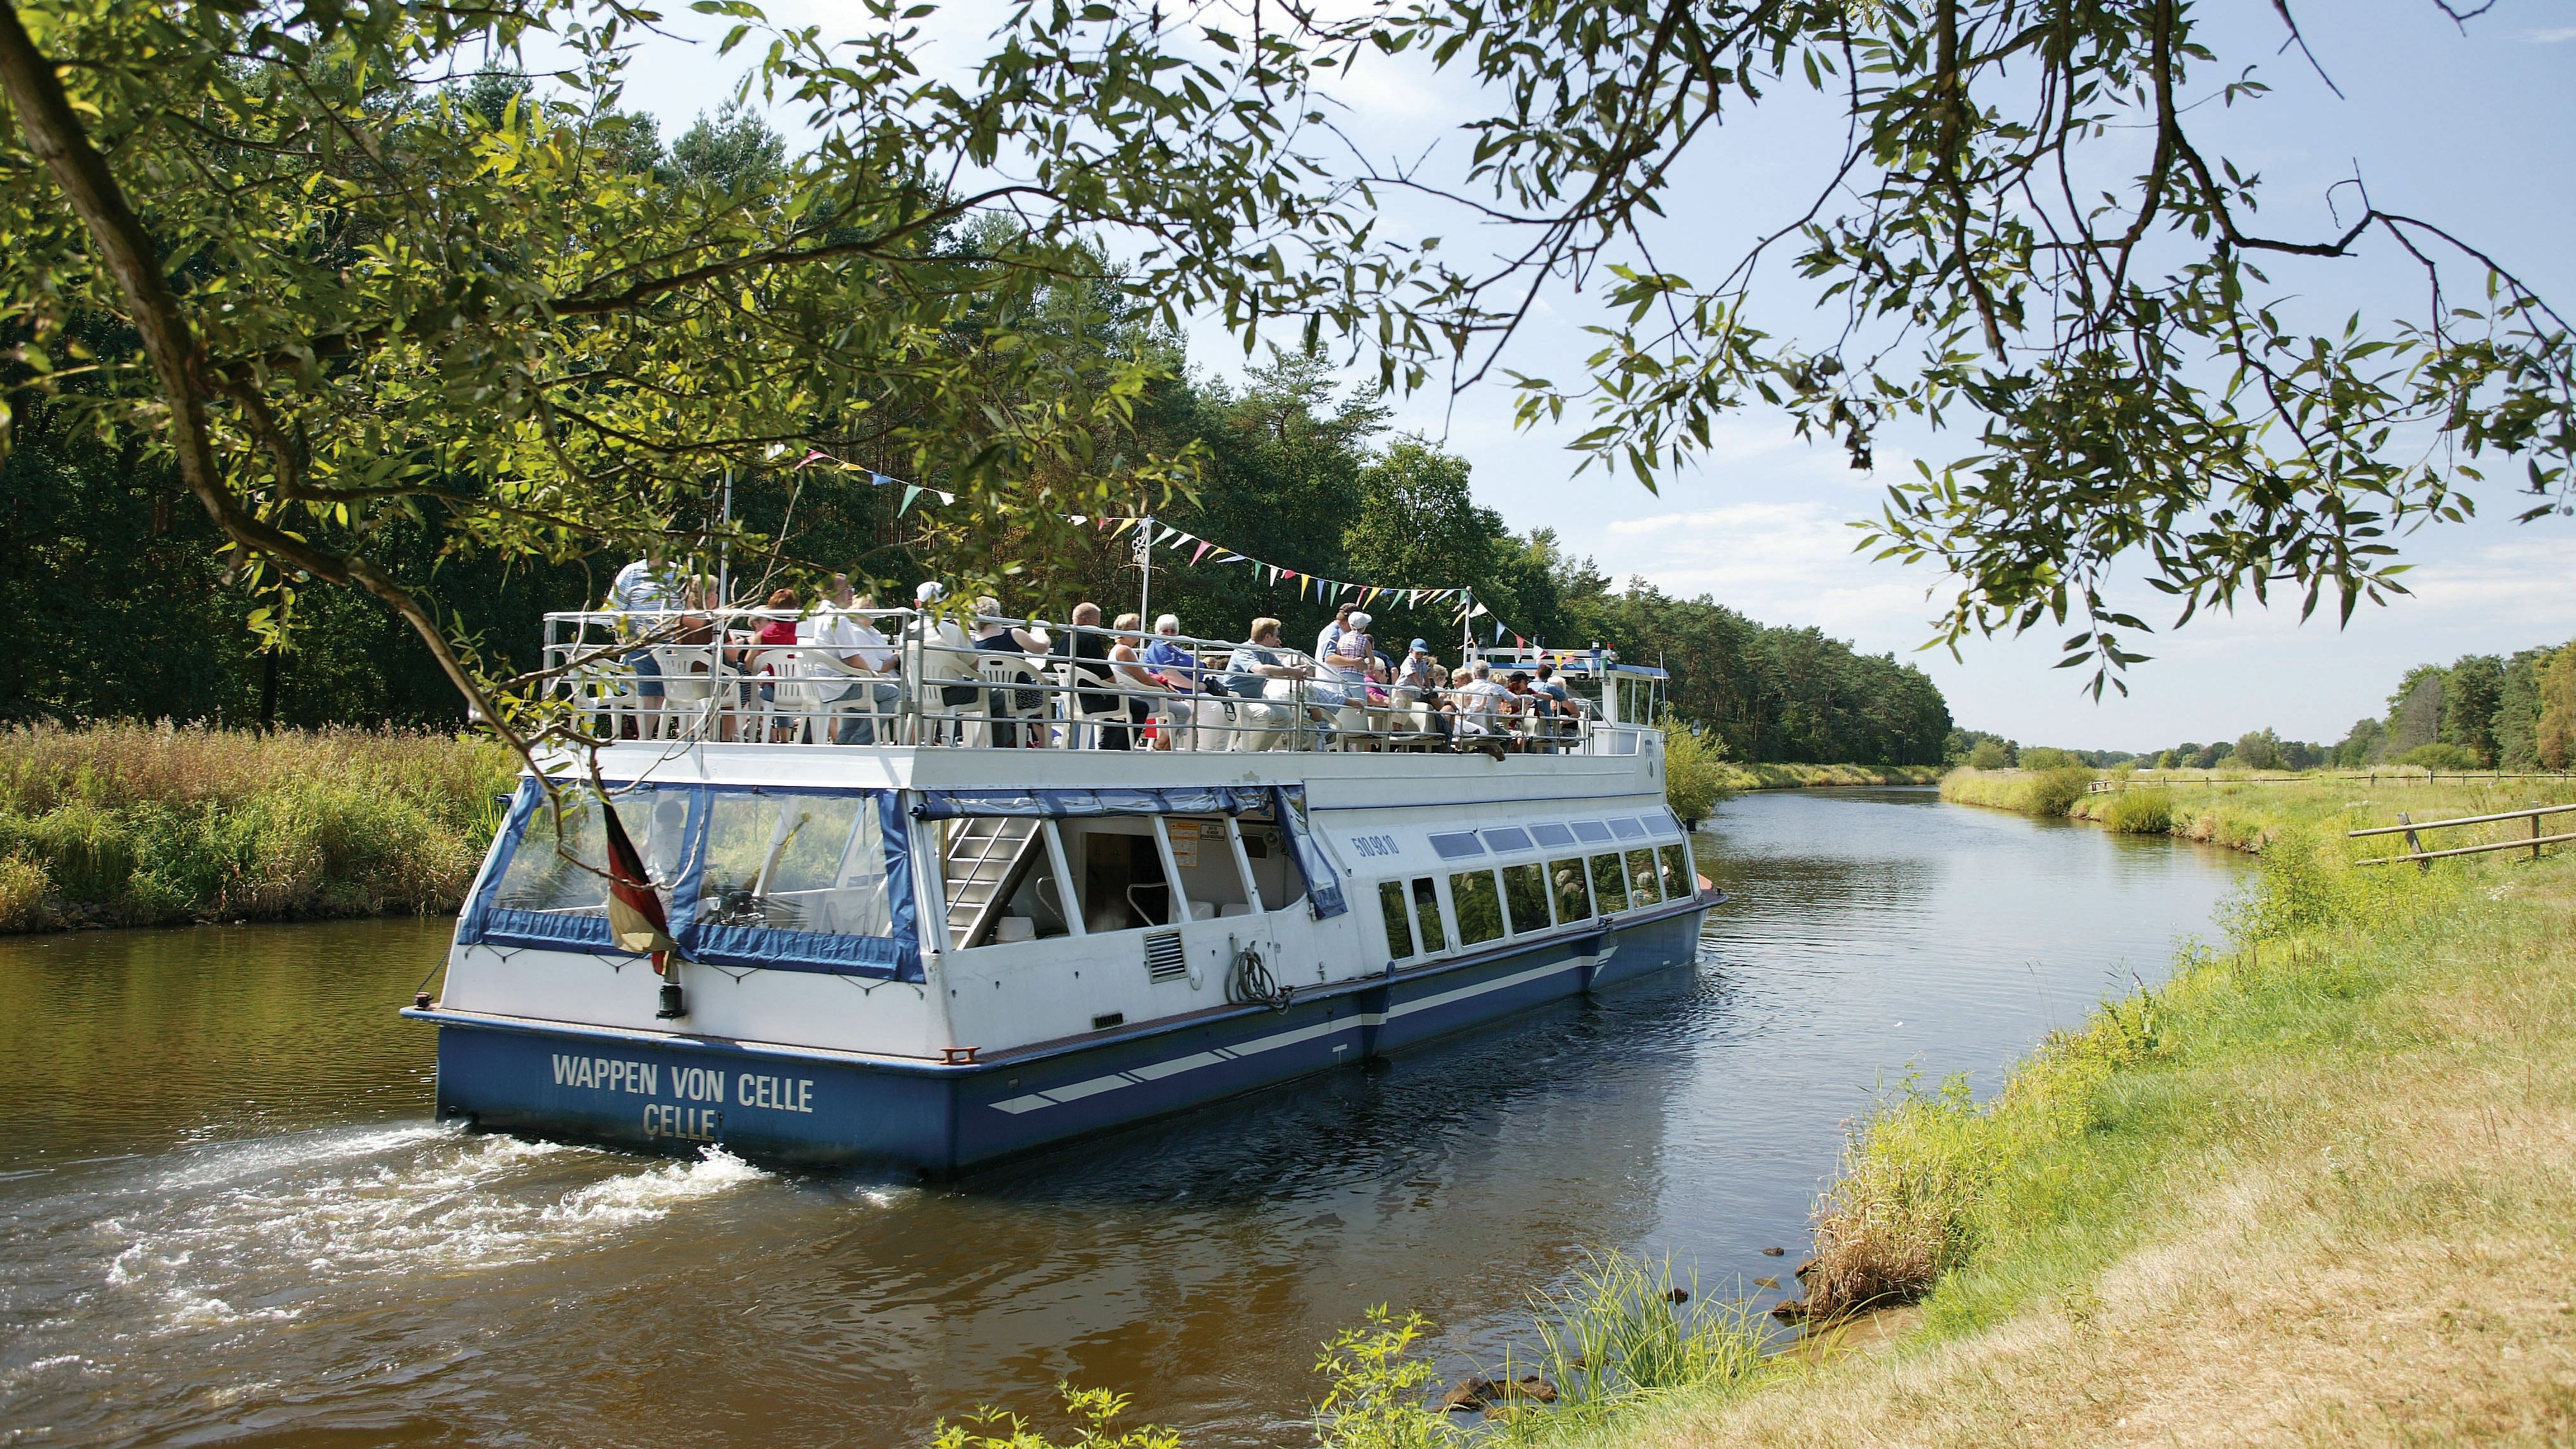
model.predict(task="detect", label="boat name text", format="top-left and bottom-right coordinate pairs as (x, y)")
top-left (550, 1053), bottom-right (814, 1113)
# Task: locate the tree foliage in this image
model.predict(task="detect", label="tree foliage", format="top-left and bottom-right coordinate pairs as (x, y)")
top-left (11, 0), bottom-right (2537, 750)
top-left (0, 0), bottom-right (1199, 766)
top-left (803, 0), bottom-right (2570, 693)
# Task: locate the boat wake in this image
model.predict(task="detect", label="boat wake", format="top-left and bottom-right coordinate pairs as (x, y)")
top-left (3, 1119), bottom-right (771, 1388)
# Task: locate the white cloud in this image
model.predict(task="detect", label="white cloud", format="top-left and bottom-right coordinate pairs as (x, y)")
top-left (2521, 27), bottom-right (2576, 44)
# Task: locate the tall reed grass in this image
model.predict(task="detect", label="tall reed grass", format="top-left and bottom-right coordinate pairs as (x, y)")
top-left (0, 721), bottom-right (514, 931)
top-left (1311, 1254), bottom-right (1774, 1449)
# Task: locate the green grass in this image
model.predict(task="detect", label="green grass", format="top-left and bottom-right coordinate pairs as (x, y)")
top-left (1311, 1255), bottom-right (1778, 1449)
top-left (1937, 766), bottom-right (2097, 818)
top-left (1948, 766), bottom-right (2576, 858)
top-left (2073, 774), bottom-right (2576, 856)
top-left (0, 721), bottom-right (514, 931)
top-left (1547, 780), bottom-right (2576, 1444)
top-left (1717, 763), bottom-right (1945, 792)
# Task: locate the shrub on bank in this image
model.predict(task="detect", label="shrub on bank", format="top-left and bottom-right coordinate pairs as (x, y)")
top-left (1659, 716), bottom-right (1738, 828)
top-left (0, 721), bottom-right (513, 931)
top-left (1938, 766), bottom-right (2101, 818)
top-left (2100, 787), bottom-right (2172, 835)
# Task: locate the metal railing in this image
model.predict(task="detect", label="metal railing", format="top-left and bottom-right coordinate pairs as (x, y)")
top-left (541, 609), bottom-right (1637, 756)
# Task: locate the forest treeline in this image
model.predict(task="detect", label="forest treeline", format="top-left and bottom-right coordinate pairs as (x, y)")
top-left (0, 91), bottom-right (1950, 766)
top-left (1950, 639), bottom-right (2576, 774)
top-left (0, 352), bottom-right (1952, 765)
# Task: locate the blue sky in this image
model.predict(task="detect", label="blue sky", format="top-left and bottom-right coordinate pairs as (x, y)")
top-left (572, 0), bottom-right (2575, 750)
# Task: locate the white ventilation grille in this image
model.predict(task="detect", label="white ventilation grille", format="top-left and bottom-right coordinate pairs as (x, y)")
top-left (1143, 931), bottom-right (1188, 982)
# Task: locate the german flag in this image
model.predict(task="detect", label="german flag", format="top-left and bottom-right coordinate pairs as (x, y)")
top-left (600, 795), bottom-right (679, 976)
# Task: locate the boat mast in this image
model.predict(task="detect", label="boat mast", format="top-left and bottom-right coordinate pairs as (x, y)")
top-left (1135, 513), bottom-right (1156, 625)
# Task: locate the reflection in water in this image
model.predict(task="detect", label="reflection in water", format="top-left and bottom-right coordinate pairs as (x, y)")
top-left (0, 790), bottom-right (2243, 1446)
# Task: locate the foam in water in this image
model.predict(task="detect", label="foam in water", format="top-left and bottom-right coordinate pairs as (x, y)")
top-left (81, 1126), bottom-right (771, 1345)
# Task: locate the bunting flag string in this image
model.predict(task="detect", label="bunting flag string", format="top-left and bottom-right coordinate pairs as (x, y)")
top-left (789, 448), bottom-right (955, 512)
top-left (1087, 515), bottom-right (1497, 624)
top-left (742, 460), bottom-right (1550, 648)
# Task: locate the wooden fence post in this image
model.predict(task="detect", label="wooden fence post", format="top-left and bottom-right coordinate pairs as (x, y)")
top-left (2535, 802), bottom-right (2547, 862)
top-left (2399, 812), bottom-right (2428, 874)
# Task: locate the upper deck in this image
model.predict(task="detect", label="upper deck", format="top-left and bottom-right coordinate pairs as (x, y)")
top-left (539, 607), bottom-right (1671, 775)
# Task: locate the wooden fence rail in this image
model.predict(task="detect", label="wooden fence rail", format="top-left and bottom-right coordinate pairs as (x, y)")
top-left (2350, 802), bottom-right (2576, 870)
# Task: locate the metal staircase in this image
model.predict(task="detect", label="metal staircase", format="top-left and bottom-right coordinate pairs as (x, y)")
top-left (943, 816), bottom-right (1044, 948)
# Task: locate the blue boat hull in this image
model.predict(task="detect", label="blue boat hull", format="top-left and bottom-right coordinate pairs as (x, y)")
top-left (422, 903), bottom-right (1708, 1175)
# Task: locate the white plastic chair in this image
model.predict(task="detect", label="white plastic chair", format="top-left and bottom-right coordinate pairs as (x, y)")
top-left (1055, 660), bottom-right (1129, 749)
top-left (903, 623), bottom-right (982, 745)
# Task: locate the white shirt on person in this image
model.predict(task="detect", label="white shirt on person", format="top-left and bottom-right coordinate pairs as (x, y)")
top-left (799, 605), bottom-right (894, 672)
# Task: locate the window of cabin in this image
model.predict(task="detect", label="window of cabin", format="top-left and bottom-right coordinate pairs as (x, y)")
top-left (491, 785), bottom-right (688, 917)
top-left (1450, 869), bottom-right (1505, 945)
top-left (1376, 880), bottom-right (1415, 961)
top-left (1588, 853), bottom-right (1630, 913)
top-left (1656, 843), bottom-right (1691, 901)
top-left (1625, 847), bottom-right (1663, 905)
top-left (1410, 877), bottom-right (1448, 954)
top-left (694, 791), bottom-right (892, 937)
top-left (1500, 862), bottom-right (1550, 935)
top-left (1075, 821), bottom-right (1172, 931)
top-left (1550, 858), bottom-right (1594, 924)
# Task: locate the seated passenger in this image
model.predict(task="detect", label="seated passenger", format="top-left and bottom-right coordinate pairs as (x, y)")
top-left (1223, 617), bottom-right (1311, 696)
top-left (799, 575), bottom-right (899, 744)
top-left (752, 589), bottom-right (801, 731)
top-left (1105, 612), bottom-right (1156, 750)
top-left (1226, 617), bottom-right (1334, 749)
top-left (1394, 640), bottom-right (1437, 697)
top-left (1050, 602), bottom-right (1120, 747)
top-left (971, 596), bottom-right (1050, 746)
top-left (1450, 661), bottom-right (1510, 738)
top-left (902, 581), bottom-right (981, 711)
top-left (1141, 614), bottom-right (1221, 749)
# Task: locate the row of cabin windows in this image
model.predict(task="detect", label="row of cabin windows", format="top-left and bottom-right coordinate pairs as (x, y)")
top-left (1374, 842), bottom-right (1693, 963)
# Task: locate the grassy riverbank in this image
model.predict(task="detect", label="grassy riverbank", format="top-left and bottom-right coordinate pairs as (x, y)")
top-left (1277, 780), bottom-right (2576, 1447)
top-left (1721, 763), bottom-right (1945, 791)
top-left (1947, 766), bottom-right (2576, 855)
top-left (0, 723), bottom-right (513, 932)
top-left (1525, 787), bottom-right (2576, 1445)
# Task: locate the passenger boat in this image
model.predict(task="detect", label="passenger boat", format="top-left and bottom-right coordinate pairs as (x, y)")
top-left (406, 607), bottom-right (1716, 1174)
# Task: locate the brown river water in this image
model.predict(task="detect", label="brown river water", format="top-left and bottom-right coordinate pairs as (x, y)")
top-left (0, 789), bottom-right (2246, 1446)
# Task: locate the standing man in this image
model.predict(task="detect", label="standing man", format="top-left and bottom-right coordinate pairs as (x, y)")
top-left (609, 548), bottom-right (686, 735)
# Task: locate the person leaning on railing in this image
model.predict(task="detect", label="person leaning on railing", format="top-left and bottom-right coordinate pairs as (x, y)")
top-left (1221, 617), bottom-right (1337, 749)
